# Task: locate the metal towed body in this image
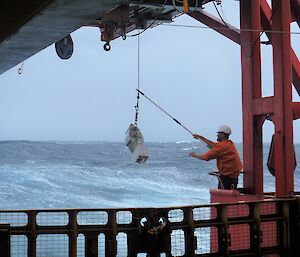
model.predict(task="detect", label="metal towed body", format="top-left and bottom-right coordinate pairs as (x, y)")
top-left (125, 124), bottom-right (149, 163)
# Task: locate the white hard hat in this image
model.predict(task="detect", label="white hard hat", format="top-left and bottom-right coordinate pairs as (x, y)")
top-left (217, 125), bottom-right (232, 135)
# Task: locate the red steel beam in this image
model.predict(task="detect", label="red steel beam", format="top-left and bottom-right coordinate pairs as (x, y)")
top-left (240, 0), bottom-right (263, 194)
top-left (271, 0), bottom-right (294, 196)
top-left (249, 98), bottom-right (300, 121)
top-left (188, 10), bottom-right (241, 45)
top-left (260, 0), bottom-right (300, 95)
top-left (291, 50), bottom-right (300, 94)
top-left (290, 0), bottom-right (300, 26)
top-left (292, 102), bottom-right (300, 119)
top-left (253, 97), bottom-right (274, 116)
top-left (190, 2), bottom-right (300, 96)
top-left (189, 1), bottom-right (300, 96)
top-left (265, 101), bottom-right (300, 121)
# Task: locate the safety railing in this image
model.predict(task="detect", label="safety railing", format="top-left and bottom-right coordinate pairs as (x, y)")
top-left (0, 198), bottom-right (299, 257)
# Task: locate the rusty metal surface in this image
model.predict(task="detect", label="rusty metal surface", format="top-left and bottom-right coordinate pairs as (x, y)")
top-left (0, 198), bottom-right (298, 256)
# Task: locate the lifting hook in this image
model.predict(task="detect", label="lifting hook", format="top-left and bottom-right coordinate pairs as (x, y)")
top-left (103, 42), bottom-right (111, 51)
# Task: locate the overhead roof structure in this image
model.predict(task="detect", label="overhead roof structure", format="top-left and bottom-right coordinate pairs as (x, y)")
top-left (0, 0), bottom-right (213, 75)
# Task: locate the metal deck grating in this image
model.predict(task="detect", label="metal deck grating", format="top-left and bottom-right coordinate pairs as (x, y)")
top-left (171, 229), bottom-right (185, 256)
top-left (260, 202), bottom-right (278, 215)
top-left (0, 212), bottom-right (28, 227)
top-left (228, 204), bottom-right (249, 218)
top-left (229, 224), bottom-right (250, 251)
top-left (261, 221), bottom-right (278, 247)
top-left (77, 211), bottom-right (108, 225)
top-left (98, 233), bottom-right (105, 257)
top-left (116, 211), bottom-right (132, 224)
top-left (36, 234), bottom-right (69, 257)
top-left (195, 226), bottom-right (218, 254)
top-left (193, 206), bottom-right (216, 221)
top-left (11, 235), bottom-right (27, 257)
top-left (168, 209), bottom-right (184, 223)
top-left (116, 232), bottom-right (127, 256)
top-left (37, 211), bottom-right (69, 226)
top-left (77, 233), bottom-right (85, 257)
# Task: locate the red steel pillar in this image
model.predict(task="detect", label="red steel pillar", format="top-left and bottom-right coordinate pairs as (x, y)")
top-left (240, 0), bottom-right (264, 194)
top-left (190, 0), bottom-right (296, 196)
top-left (271, 0), bottom-right (294, 196)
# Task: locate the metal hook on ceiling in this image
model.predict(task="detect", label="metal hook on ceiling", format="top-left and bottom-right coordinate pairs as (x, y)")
top-left (18, 62), bottom-right (24, 75)
top-left (103, 42), bottom-right (111, 51)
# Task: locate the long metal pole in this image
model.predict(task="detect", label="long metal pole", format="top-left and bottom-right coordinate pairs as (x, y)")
top-left (136, 89), bottom-right (194, 135)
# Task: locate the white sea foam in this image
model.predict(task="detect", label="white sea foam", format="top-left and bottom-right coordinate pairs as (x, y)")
top-left (175, 140), bottom-right (191, 144)
top-left (182, 147), bottom-right (198, 151)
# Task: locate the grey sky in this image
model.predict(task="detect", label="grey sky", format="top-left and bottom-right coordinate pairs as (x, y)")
top-left (0, 1), bottom-right (299, 143)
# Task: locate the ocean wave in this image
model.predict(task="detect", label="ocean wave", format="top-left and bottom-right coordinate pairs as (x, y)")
top-left (182, 147), bottom-right (198, 151)
top-left (176, 140), bottom-right (191, 144)
top-left (0, 141), bottom-right (298, 209)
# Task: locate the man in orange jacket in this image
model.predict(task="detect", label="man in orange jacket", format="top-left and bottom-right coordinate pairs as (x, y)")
top-left (189, 125), bottom-right (242, 190)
